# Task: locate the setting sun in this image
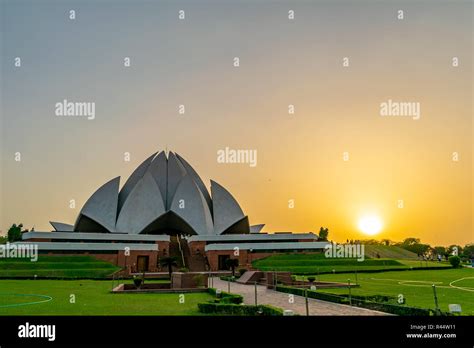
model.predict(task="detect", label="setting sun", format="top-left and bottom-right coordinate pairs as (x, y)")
top-left (358, 215), bottom-right (383, 236)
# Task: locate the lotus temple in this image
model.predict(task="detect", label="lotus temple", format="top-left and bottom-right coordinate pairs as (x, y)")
top-left (21, 151), bottom-right (328, 272)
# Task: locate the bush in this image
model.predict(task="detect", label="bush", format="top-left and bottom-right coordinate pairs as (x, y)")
top-left (133, 276), bottom-right (142, 289)
top-left (238, 268), bottom-right (247, 276)
top-left (449, 256), bottom-right (461, 268)
top-left (179, 267), bottom-right (189, 273)
top-left (219, 275), bottom-right (236, 282)
top-left (208, 288), bottom-right (243, 304)
top-left (307, 276), bottom-right (316, 282)
top-left (259, 304), bottom-right (285, 316)
top-left (198, 303), bottom-right (283, 316)
top-left (193, 274), bottom-right (205, 287)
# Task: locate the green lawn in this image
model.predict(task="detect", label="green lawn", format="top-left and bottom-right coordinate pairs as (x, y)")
top-left (311, 268), bottom-right (474, 315)
top-left (0, 279), bottom-right (213, 315)
top-left (0, 256), bottom-right (120, 278)
top-left (252, 253), bottom-right (450, 274)
top-left (364, 245), bottom-right (418, 259)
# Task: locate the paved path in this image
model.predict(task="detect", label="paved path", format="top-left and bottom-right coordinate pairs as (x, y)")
top-left (212, 278), bottom-right (390, 316)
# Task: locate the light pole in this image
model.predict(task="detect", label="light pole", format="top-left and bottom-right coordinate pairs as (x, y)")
top-left (305, 288), bottom-right (309, 316)
top-left (254, 281), bottom-right (258, 306)
top-left (432, 284), bottom-right (440, 314)
top-left (348, 279), bottom-right (352, 306)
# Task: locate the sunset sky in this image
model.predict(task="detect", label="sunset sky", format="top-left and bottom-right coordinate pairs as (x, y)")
top-left (1, 0), bottom-right (472, 246)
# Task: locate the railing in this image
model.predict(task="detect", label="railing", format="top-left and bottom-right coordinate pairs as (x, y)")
top-left (176, 235), bottom-right (186, 268)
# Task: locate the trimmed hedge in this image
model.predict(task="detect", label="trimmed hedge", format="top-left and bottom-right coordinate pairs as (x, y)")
top-left (285, 266), bottom-right (450, 275)
top-left (208, 288), bottom-right (243, 304)
top-left (275, 285), bottom-right (433, 316)
top-left (198, 303), bottom-right (284, 316)
top-left (219, 276), bottom-right (237, 282)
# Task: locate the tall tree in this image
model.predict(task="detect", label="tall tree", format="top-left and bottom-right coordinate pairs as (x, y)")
top-left (7, 223), bottom-right (27, 242)
top-left (433, 246), bottom-right (446, 257)
top-left (399, 237), bottom-right (430, 257)
top-left (225, 258), bottom-right (239, 277)
top-left (462, 244), bottom-right (474, 259)
top-left (318, 227), bottom-right (329, 241)
top-left (160, 256), bottom-right (178, 280)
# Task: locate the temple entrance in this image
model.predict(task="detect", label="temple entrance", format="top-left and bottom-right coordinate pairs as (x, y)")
top-left (218, 255), bottom-right (230, 271)
top-left (137, 255), bottom-right (149, 272)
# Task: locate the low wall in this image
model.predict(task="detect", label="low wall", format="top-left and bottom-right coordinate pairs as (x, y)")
top-left (172, 272), bottom-right (209, 289)
top-left (111, 283), bottom-right (208, 294)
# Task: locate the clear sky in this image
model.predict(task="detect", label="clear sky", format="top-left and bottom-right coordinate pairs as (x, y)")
top-left (1, 0), bottom-right (472, 246)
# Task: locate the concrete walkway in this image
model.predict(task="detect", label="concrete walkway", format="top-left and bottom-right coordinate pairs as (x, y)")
top-left (212, 278), bottom-right (390, 316)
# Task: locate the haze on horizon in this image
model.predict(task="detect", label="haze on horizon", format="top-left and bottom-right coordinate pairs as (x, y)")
top-left (0, 0), bottom-right (472, 246)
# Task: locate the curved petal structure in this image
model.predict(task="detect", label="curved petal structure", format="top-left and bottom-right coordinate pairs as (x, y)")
top-left (74, 177), bottom-right (120, 232)
top-left (166, 152), bottom-right (187, 209)
top-left (170, 175), bottom-right (214, 235)
top-left (220, 216), bottom-right (250, 235)
top-left (147, 151), bottom-right (168, 205)
top-left (250, 224), bottom-right (265, 233)
top-left (50, 221), bottom-right (74, 232)
top-left (176, 153), bottom-right (212, 215)
top-left (115, 171), bottom-right (166, 234)
top-left (210, 180), bottom-right (249, 235)
top-left (117, 152), bottom-right (157, 212)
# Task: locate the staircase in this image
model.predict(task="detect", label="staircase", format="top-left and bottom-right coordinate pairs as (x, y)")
top-left (169, 235), bottom-right (207, 272)
top-left (180, 237), bottom-right (208, 272)
top-left (169, 235), bottom-right (185, 269)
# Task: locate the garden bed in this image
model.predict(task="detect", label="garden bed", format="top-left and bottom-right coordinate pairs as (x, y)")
top-left (111, 283), bottom-right (208, 293)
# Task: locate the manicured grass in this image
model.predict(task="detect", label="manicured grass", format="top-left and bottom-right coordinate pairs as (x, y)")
top-left (398, 260), bottom-right (451, 268)
top-left (252, 253), bottom-right (450, 274)
top-left (312, 268), bottom-right (474, 315)
top-left (0, 280), bottom-right (213, 315)
top-left (0, 256), bottom-right (120, 278)
top-left (364, 245), bottom-right (418, 259)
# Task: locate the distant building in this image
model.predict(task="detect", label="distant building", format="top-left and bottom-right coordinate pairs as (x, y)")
top-left (20, 151), bottom-right (328, 272)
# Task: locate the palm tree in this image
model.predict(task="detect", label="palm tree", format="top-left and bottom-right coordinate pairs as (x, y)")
top-left (160, 256), bottom-right (178, 280)
top-left (225, 258), bottom-right (239, 277)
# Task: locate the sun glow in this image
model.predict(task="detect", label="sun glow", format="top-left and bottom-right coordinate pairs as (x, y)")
top-left (358, 215), bottom-right (383, 236)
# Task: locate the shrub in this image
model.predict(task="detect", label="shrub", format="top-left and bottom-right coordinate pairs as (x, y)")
top-left (238, 268), bottom-right (247, 276)
top-left (259, 304), bottom-right (285, 316)
top-left (179, 267), bottom-right (189, 273)
top-left (307, 276), bottom-right (316, 282)
top-left (193, 274), bottom-right (205, 287)
top-left (449, 256), bottom-right (461, 268)
top-left (219, 275), bottom-right (236, 282)
top-left (133, 276), bottom-right (142, 289)
top-left (198, 303), bottom-right (283, 316)
top-left (208, 288), bottom-right (243, 304)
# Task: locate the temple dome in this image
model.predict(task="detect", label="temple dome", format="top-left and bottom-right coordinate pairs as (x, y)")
top-left (62, 151), bottom-right (250, 235)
